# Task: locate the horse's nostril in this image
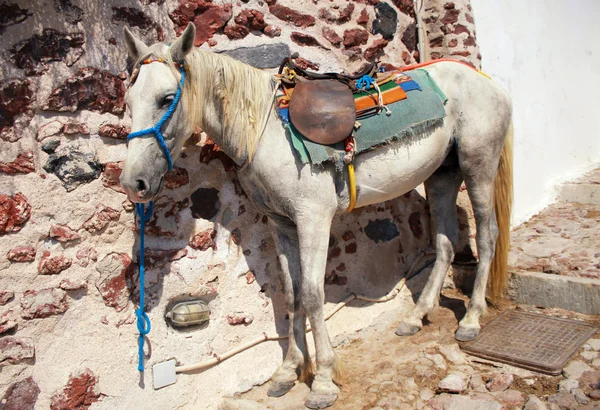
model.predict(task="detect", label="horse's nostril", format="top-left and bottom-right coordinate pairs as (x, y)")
top-left (135, 179), bottom-right (148, 194)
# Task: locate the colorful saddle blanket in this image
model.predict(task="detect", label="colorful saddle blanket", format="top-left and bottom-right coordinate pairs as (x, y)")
top-left (278, 68), bottom-right (448, 169)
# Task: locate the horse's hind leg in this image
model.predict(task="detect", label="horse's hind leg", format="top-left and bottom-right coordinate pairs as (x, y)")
top-left (454, 162), bottom-right (500, 341)
top-left (267, 221), bottom-right (313, 397)
top-left (396, 154), bottom-right (463, 336)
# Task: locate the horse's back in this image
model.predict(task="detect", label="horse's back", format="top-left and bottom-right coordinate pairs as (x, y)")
top-left (349, 61), bottom-right (511, 210)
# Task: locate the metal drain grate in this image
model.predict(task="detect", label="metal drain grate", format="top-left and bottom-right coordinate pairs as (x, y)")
top-left (460, 310), bottom-right (597, 375)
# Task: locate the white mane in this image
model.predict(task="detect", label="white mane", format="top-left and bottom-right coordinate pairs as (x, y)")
top-left (147, 45), bottom-right (274, 162)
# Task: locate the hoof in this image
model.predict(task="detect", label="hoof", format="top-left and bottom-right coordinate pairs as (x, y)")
top-left (305, 391), bottom-right (338, 409)
top-left (395, 322), bottom-right (421, 337)
top-left (267, 380), bottom-right (295, 397)
top-left (455, 326), bottom-right (480, 342)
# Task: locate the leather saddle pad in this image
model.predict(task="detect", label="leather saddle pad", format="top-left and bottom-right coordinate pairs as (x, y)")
top-left (289, 78), bottom-right (356, 145)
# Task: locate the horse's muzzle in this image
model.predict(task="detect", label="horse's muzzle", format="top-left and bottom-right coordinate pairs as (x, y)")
top-left (120, 173), bottom-right (164, 203)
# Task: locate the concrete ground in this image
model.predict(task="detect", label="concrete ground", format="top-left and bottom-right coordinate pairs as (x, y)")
top-left (220, 170), bottom-right (600, 410)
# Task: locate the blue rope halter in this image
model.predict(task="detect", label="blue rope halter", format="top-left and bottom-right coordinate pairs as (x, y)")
top-left (127, 63), bottom-right (186, 171)
top-left (127, 59), bottom-right (185, 372)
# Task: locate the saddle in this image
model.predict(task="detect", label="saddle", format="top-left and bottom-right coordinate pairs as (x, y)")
top-left (279, 57), bottom-right (378, 145)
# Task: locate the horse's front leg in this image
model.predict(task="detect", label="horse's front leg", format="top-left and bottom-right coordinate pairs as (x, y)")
top-left (267, 220), bottom-right (313, 397)
top-left (296, 209), bottom-right (342, 409)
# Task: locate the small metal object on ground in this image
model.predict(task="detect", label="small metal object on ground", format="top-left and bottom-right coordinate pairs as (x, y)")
top-left (461, 310), bottom-right (597, 375)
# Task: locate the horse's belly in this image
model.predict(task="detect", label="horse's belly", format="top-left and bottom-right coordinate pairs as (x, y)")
top-left (353, 131), bottom-right (451, 208)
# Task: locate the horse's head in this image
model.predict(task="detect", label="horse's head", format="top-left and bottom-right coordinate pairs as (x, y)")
top-left (120, 23), bottom-right (196, 203)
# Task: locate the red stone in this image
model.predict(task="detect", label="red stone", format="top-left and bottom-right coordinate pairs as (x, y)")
top-left (43, 67), bottom-right (126, 115)
top-left (235, 9), bottom-right (266, 31)
top-left (463, 36), bottom-right (476, 47)
top-left (263, 25), bottom-right (281, 37)
top-left (392, 0), bottom-right (414, 17)
top-left (82, 205), bottom-right (121, 233)
top-left (0, 193), bottom-right (31, 235)
top-left (50, 369), bottom-right (102, 410)
top-left (451, 50), bottom-right (471, 57)
top-left (8, 29), bottom-right (84, 75)
top-left (0, 336), bottom-right (35, 364)
top-left (0, 152), bottom-right (35, 174)
top-left (50, 224), bottom-right (81, 243)
top-left (0, 3), bottom-right (32, 33)
top-left (269, 4), bottom-right (315, 28)
top-left (95, 253), bottom-right (134, 312)
top-left (342, 231), bottom-right (355, 241)
top-left (408, 211), bottom-right (423, 238)
top-left (164, 167), bottom-right (189, 189)
top-left (453, 24), bottom-right (470, 35)
top-left (444, 2), bottom-right (455, 9)
top-left (98, 124), bottom-right (130, 139)
top-left (227, 312), bottom-right (253, 325)
top-left (364, 39), bottom-right (388, 61)
top-left (38, 252), bottom-right (72, 275)
top-left (59, 279), bottom-right (87, 291)
top-left (0, 291), bottom-right (14, 305)
top-left (112, 7), bottom-right (163, 41)
top-left (224, 24), bottom-right (249, 40)
top-left (0, 79), bottom-right (34, 137)
top-left (189, 229), bottom-right (217, 251)
top-left (75, 247), bottom-right (99, 267)
top-left (101, 162), bottom-right (125, 194)
top-left (430, 36), bottom-right (444, 48)
top-left (441, 8), bottom-right (460, 25)
top-left (0, 310), bottom-right (17, 334)
top-left (291, 32), bottom-right (327, 49)
top-left (357, 8), bottom-right (369, 26)
top-left (1, 377), bottom-right (40, 410)
top-left (319, 8), bottom-right (337, 23)
top-left (170, 1), bottom-right (232, 46)
top-left (325, 272), bottom-right (348, 286)
top-left (338, 3), bottom-right (355, 23)
top-left (448, 38), bottom-right (458, 47)
top-left (327, 246), bottom-right (341, 261)
top-left (199, 137), bottom-right (235, 171)
top-left (465, 12), bottom-right (474, 24)
top-left (7, 245), bottom-right (36, 262)
top-left (294, 57), bottom-right (320, 71)
top-left (343, 28), bottom-right (369, 48)
top-left (345, 242), bottom-right (357, 254)
top-left (322, 27), bottom-right (342, 48)
top-left (21, 288), bottom-right (69, 319)
top-left (63, 121), bottom-right (89, 135)
top-left (342, 46), bottom-right (362, 61)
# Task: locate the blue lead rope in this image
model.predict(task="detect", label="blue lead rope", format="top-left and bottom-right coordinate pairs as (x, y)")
top-left (128, 62), bottom-right (186, 372)
top-left (135, 202), bottom-right (153, 372)
top-left (127, 65), bottom-right (186, 172)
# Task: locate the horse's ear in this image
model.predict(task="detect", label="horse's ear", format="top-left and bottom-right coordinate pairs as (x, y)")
top-left (123, 26), bottom-right (150, 61)
top-left (170, 22), bottom-right (196, 62)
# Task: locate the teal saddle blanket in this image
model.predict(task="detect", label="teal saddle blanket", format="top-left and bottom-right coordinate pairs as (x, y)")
top-left (286, 68), bottom-right (448, 169)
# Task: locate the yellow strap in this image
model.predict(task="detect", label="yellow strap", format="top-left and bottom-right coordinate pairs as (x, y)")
top-left (345, 163), bottom-right (357, 213)
top-left (477, 70), bottom-right (491, 80)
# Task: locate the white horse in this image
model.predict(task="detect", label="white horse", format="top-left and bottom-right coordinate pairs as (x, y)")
top-left (120, 23), bottom-right (512, 408)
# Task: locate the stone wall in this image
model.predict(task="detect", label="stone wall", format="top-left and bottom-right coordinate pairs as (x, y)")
top-left (0, 0), bottom-right (479, 408)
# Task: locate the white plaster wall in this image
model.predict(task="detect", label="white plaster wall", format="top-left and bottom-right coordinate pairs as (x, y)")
top-left (471, 0), bottom-right (600, 224)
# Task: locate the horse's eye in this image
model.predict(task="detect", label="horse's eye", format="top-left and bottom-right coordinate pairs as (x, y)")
top-left (162, 95), bottom-right (175, 106)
